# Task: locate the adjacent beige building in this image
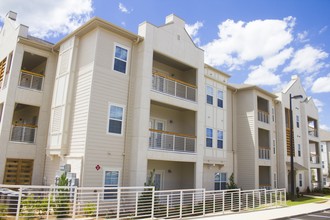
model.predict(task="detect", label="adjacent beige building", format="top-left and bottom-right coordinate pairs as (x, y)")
top-left (0, 11), bottom-right (324, 192)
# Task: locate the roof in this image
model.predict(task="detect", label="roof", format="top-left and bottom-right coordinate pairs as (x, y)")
top-left (204, 64), bottom-right (231, 78)
top-left (228, 83), bottom-right (278, 98)
top-left (53, 17), bottom-right (143, 50)
top-left (320, 129), bottom-right (330, 141)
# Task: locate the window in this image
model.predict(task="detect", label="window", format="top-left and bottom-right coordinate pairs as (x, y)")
top-left (215, 172), bottom-right (227, 190)
top-left (322, 161), bottom-right (325, 168)
top-left (206, 86), bottom-right (213, 105)
top-left (274, 173), bottom-right (277, 188)
top-left (206, 128), bottom-right (213, 147)
top-left (273, 140), bottom-right (276, 154)
top-left (104, 170), bottom-right (119, 200)
top-left (217, 90), bottom-right (223, 108)
top-left (113, 45), bottom-right (128, 74)
top-left (108, 104), bottom-right (124, 135)
top-left (217, 130), bottom-right (223, 149)
top-left (321, 145), bottom-right (324, 152)
top-left (323, 178), bottom-right (327, 186)
top-left (299, 173), bottom-right (303, 187)
top-left (298, 144), bottom-right (301, 157)
top-left (296, 115), bottom-right (300, 128)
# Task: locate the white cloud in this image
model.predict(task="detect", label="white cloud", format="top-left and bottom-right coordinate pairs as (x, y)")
top-left (297, 31), bottom-right (309, 43)
top-left (118, 3), bottom-right (132, 14)
top-left (313, 98), bottom-right (324, 112)
top-left (185, 21), bottom-right (203, 45)
top-left (319, 26), bottom-right (328, 34)
top-left (262, 48), bottom-right (293, 69)
top-left (311, 74), bottom-right (330, 93)
top-left (0, 0), bottom-right (93, 39)
top-left (320, 124), bottom-right (330, 131)
top-left (202, 17), bottom-right (295, 70)
top-left (244, 65), bottom-right (281, 85)
top-left (284, 45), bottom-right (328, 74)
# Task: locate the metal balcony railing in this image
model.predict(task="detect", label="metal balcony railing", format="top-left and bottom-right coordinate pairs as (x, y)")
top-left (152, 73), bottom-right (196, 102)
top-left (149, 129), bottom-right (196, 153)
top-left (259, 147), bottom-right (270, 160)
top-left (258, 110), bottom-right (269, 124)
top-left (10, 124), bottom-right (37, 143)
top-left (19, 70), bottom-right (44, 91)
top-left (259, 184), bottom-right (271, 190)
top-left (308, 127), bottom-right (318, 137)
top-left (310, 154), bottom-right (320, 164)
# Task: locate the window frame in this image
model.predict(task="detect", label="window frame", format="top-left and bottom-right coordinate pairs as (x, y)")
top-left (297, 144), bottom-right (301, 157)
top-left (296, 115), bottom-right (300, 128)
top-left (206, 85), bottom-right (214, 105)
top-left (217, 90), bottom-right (223, 108)
top-left (103, 168), bottom-right (121, 200)
top-left (107, 103), bottom-right (125, 136)
top-left (298, 173), bottom-right (303, 187)
top-left (113, 43), bottom-right (129, 74)
top-left (217, 130), bottom-right (223, 149)
top-left (206, 128), bottom-right (213, 147)
top-left (214, 172), bottom-right (227, 190)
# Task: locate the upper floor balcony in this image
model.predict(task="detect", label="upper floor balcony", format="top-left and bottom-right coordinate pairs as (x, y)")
top-left (18, 51), bottom-right (47, 92)
top-left (308, 117), bottom-right (318, 138)
top-left (258, 128), bottom-right (270, 160)
top-left (257, 96), bottom-right (270, 124)
top-left (310, 154), bottom-right (320, 164)
top-left (10, 103), bottom-right (39, 144)
top-left (151, 52), bottom-right (197, 103)
top-left (149, 129), bottom-right (196, 153)
top-left (152, 73), bottom-right (196, 102)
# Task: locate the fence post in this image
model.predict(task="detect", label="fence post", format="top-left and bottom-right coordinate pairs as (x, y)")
top-left (222, 191), bottom-right (225, 214)
top-left (203, 189), bottom-right (206, 216)
top-left (72, 186), bottom-right (77, 219)
top-left (231, 192), bottom-right (233, 210)
top-left (213, 194), bottom-right (215, 213)
top-left (117, 188), bottom-right (121, 219)
top-left (179, 190), bottom-right (183, 219)
top-left (96, 193), bottom-right (100, 219)
top-left (151, 187), bottom-right (155, 220)
top-left (238, 188), bottom-right (241, 212)
top-left (264, 189), bottom-right (267, 205)
top-left (252, 191), bottom-right (255, 209)
top-left (15, 186), bottom-right (22, 220)
top-left (275, 189), bottom-right (278, 206)
top-left (46, 187), bottom-right (53, 219)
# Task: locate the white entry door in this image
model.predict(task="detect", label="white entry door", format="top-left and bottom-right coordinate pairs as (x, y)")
top-left (150, 118), bottom-right (166, 149)
top-left (154, 170), bottom-right (165, 190)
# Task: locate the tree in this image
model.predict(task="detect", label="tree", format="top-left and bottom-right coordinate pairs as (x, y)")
top-left (226, 173), bottom-right (238, 189)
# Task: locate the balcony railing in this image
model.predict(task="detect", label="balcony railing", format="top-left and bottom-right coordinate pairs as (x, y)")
top-left (310, 154), bottom-right (320, 164)
top-left (259, 184), bottom-right (271, 190)
top-left (19, 70), bottom-right (44, 91)
top-left (152, 73), bottom-right (196, 102)
top-left (149, 129), bottom-right (196, 153)
top-left (308, 127), bottom-right (318, 137)
top-left (11, 124), bottom-right (37, 143)
top-left (259, 147), bottom-right (270, 160)
top-left (258, 110), bottom-right (269, 124)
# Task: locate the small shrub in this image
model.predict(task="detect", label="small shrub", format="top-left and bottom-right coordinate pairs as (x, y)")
top-left (306, 186), bottom-right (311, 194)
top-left (83, 203), bottom-right (96, 217)
top-left (312, 187), bottom-right (322, 193)
top-left (322, 187), bottom-right (330, 195)
top-left (0, 204), bottom-right (8, 220)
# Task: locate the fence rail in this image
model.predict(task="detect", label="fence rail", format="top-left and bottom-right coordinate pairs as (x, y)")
top-left (0, 185), bottom-right (286, 219)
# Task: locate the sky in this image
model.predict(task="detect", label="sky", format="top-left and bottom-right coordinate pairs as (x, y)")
top-left (0, 0), bottom-right (329, 131)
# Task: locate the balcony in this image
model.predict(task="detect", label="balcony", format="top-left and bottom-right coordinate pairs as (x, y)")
top-left (259, 184), bottom-right (271, 190)
top-left (152, 73), bottom-right (196, 102)
top-left (19, 70), bottom-right (44, 91)
top-left (310, 154), bottom-right (320, 164)
top-left (258, 110), bottom-right (269, 124)
top-left (11, 124), bottom-right (37, 143)
top-left (308, 126), bottom-right (318, 137)
top-left (259, 147), bottom-right (270, 160)
top-left (149, 129), bottom-right (196, 153)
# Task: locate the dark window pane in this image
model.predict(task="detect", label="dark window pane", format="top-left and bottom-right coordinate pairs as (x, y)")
top-left (110, 106), bottom-right (123, 120)
top-left (104, 188), bottom-right (117, 200)
top-left (114, 59), bottom-right (127, 73)
top-left (215, 182), bottom-right (220, 190)
top-left (217, 99), bottom-right (223, 108)
top-left (220, 182), bottom-right (227, 190)
top-left (109, 120), bottom-right (122, 134)
top-left (206, 138), bottom-right (212, 147)
top-left (207, 95), bottom-right (213, 104)
top-left (115, 46), bottom-right (128, 60)
top-left (217, 140), bottom-right (223, 149)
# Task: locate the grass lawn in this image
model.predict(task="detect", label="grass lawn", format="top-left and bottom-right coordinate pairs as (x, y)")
top-left (286, 196), bottom-right (327, 206)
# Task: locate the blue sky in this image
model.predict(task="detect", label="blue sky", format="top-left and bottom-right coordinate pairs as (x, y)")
top-left (0, 0), bottom-right (329, 130)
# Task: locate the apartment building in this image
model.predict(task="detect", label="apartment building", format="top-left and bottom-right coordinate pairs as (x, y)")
top-left (276, 76), bottom-right (322, 191)
top-left (320, 129), bottom-right (330, 187)
top-left (0, 12), bottom-right (57, 185)
top-left (0, 11), bottom-right (324, 193)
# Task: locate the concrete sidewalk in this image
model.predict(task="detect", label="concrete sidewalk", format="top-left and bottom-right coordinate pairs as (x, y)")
top-left (194, 199), bottom-right (330, 220)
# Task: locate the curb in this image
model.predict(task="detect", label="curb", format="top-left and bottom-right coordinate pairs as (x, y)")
top-left (274, 208), bottom-right (330, 219)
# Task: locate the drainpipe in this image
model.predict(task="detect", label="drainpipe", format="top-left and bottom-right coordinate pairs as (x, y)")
top-left (232, 89), bottom-right (238, 181)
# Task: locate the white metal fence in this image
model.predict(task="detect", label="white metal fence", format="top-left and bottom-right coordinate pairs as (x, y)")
top-left (0, 185), bottom-right (286, 219)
